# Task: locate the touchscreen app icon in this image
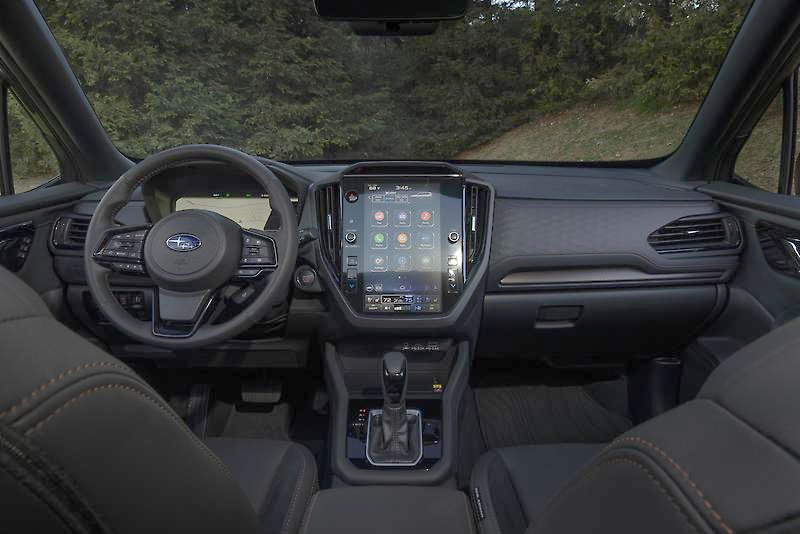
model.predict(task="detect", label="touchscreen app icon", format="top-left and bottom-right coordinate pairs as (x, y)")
top-left (418, 232), bottom-right (434, 248)
top-left (419, 254), bottom-right (434, 270)
top-left (372, 210), bottom-right (387, 225)
top-left (369, 255), bottom-right (388, 272)
top-left (372, 232), bottom-right (387, 248)
top-left (395, 210), bottom-right (410, 226)
top-left (395, 255), bottom-right (411, 271)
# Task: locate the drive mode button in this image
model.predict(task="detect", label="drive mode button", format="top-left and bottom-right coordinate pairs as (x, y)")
top-left (345, 232), bottom-right (357, 244)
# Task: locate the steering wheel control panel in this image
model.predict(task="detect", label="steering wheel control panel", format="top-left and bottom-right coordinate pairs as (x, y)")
top-left (339, 177), bottom-right (464, 315)
top-left (92, 226), bottom-right (150, 275)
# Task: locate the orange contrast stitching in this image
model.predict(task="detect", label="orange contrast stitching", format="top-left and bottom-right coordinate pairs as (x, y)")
top-left (0, 361), bottom-right (129, 419)
top-left (612, 436), bottom-right (734, 534)
top-left (22, 383), bottom-right (232, 477)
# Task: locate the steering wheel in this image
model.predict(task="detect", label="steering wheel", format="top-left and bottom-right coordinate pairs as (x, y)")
top-left (84, 145), bottom-right (298, 349)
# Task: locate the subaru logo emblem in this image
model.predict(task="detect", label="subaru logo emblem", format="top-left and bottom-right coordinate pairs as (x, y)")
top-left (165, 234), bottom-right (202, 252)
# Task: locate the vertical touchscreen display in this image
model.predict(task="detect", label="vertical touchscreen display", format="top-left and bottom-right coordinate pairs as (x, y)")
top-left (361, 182), bottom-right (442, 312)
top-left (340, 178), bottom-right (464, 314)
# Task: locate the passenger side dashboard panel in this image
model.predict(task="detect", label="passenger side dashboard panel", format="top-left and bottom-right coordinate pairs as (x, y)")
top-left (488, 199), bottom-right (741, 291)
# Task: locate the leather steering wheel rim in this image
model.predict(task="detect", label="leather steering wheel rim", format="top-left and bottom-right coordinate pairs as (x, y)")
top-left (84, 144), bottom-right (299, 350)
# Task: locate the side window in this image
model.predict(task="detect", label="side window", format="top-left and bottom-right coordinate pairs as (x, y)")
top-left (1, 88), bottom-right (60, 195)
top-left (735, 91), bottom-right (783, 192)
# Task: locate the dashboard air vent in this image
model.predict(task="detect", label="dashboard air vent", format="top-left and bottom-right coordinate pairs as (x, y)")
top-left (465, 183), bottom-right (490, 276)
top-left (648, 214), bottom-right (741, 254)
top-left (317, 183), bottom-right (341, 278)
top-left (52, 216), bottom-right (92, 249)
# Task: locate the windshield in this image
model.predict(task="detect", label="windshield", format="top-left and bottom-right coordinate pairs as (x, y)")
top-left (37, 0), bottom-right (749, 162)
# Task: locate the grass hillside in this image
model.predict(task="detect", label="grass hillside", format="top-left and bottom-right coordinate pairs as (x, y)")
top-left (459, 101), bottom-right (783, 192)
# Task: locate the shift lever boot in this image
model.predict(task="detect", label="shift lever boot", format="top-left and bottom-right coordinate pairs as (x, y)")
top-left (366, 352), bottom-right (422, 465)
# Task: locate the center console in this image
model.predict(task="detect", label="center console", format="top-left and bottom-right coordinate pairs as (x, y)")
top-left (324, 339), bottom-right (469, 485)
top-left (315, 163), bottom-right (492, 486)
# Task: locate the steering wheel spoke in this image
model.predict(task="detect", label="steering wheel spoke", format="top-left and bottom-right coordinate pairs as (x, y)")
top-left (152, 288), bottom-right (215, 338)
top-left (92, 224), bottom-right (151, 276)
top-left (234, 229), bottom-right (278, 279)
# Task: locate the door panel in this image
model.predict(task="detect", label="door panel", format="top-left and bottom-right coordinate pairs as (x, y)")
top-left (699, 182), bottom-right (800, 337)
top-left (0, 183), bottom-right (95, 309)
top-left (676, 182), bottom-right (800, 399)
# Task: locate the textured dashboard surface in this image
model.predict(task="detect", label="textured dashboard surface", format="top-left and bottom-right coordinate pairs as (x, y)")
top-left (488, 198), bottom-right (738, 289)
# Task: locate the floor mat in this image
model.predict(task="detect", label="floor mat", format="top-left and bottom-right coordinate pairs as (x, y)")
top-left (219, 402), bottom-right (292, 440)
top-left (474, 382), bottom-right (632, 449)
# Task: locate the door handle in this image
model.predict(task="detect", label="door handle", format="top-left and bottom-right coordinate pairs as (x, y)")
top-left (780, 237), bottom-right (800, 267)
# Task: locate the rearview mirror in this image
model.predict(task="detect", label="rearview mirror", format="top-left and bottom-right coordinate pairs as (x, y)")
top-left (314, 0), bottom-right (469, 22)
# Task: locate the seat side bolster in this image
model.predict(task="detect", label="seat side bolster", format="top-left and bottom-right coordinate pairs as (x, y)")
top-left (471, 449), bottom-right (527, 534)
top-left (273, 443), bottom-right (318, 534)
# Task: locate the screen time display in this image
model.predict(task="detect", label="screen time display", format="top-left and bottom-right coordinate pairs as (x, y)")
top-left (175, 192), bottom-right (271, 229)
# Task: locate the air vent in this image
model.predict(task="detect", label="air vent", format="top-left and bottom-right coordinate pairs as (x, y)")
top-left (317, 183), bottom-right (341, 278)
top-left (648, 214), bottom-right (741, 254)
top-left (465, 183), bottom-right (490, 276)
top-left (52, 216), bottom-right (92, 249)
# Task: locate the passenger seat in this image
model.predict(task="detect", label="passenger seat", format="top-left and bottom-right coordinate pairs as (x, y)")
top-left (471, 315), bottom-right (800, 533)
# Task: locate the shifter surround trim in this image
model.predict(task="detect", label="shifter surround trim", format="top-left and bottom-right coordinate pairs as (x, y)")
top-left (365, 408), bottom-right (424, 467)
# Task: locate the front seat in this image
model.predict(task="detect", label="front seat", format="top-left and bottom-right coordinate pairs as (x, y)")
top-left (0, 267), bottom-right (316, 534)
top-left (472, 315), bottom-right (800, 533)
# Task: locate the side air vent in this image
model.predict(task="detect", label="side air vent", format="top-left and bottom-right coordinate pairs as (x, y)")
top-left (317, 183), bottom-right (341, 279)
top-left (648, 214), bottom-right (741, 254)
top-left (465, 183), bottom-right (490, 277)
top-left (52, 216), bottom-right (92, 249)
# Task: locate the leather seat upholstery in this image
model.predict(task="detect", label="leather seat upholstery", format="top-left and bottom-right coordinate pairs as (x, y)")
top-left (0, 267), bottom-right (316, 533)
top-left (472, 314), bottom-right (800, 533)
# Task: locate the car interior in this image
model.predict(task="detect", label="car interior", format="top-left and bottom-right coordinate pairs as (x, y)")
top-left (1, 0), bottom-right (800, 533)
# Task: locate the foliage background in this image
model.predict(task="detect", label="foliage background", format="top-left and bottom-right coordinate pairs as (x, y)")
top-left (10, 0), bottom-right (752, 186)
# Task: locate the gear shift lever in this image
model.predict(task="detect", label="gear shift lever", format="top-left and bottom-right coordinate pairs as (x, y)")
top-left (367, 352), bottom-right (421, 465)
top-left (382, 352), bottom-right (407, 404)
top-left (380, 352), bottom-right (409, 451)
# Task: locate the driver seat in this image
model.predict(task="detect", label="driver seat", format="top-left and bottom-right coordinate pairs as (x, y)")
top-left (0, 267), bottom-right (317, 533)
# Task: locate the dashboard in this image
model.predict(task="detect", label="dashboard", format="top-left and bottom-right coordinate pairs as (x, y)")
top-left (46, 158), bottom-right (744, 367)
